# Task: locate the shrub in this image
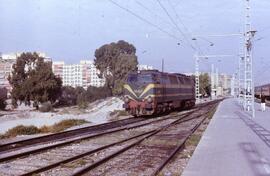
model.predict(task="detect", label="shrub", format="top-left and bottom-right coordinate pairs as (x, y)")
top-left (77, 93), bottom-right (88, 109)
top-left (56, 85), bottom-right (112, 108)
top-left (39, 102), bottom-right (53, 112)
top-left (86, 86), bottom-right (112, 102)
top-left (0, 87), bottom-right (7, 110)
top-left (110, 110), bottom-right (128, 117)
top-left (40, 119), bottom-right (88, 133)
top-left (57, 86), bottom-right (77, 107)
top-left (0, 99), bottom-right (7, 110)
top-left (5, 125), bottom-right (41, 137)
top-left (3, 119), bottom-right (89, 138)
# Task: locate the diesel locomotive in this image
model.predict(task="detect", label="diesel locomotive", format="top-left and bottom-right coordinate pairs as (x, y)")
top-left (122, 70), bottom-right (195, 116)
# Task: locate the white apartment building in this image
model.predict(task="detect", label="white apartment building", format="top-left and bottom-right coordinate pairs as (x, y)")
top-left (52, 60), bottom-right (105, 89)
top-left (138, 64), bottom-right (154, 70)
top-left (0, 58), bottom-right (16, 92)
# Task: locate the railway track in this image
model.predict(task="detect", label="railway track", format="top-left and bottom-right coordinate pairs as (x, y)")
top-left (0, 100), bottom-right (220, 176)
top-left (0, 117), bottom-right (147, 154)
top-left (72, 103), bottom-right (218, 176)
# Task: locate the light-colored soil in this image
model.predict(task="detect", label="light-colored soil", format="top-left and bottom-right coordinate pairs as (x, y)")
top-left (0, 97), bottom-right (125, 135)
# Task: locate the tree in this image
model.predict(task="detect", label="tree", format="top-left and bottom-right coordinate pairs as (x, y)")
top-left (0, 87), bottom-right (7, 110)
top-left (199, 73), bottom-right (211, 96)
top-left (8, 52), bottom-right (62, 108)
top-left (57, 86), bottom-right (77, 106)
top-left (94, 40), bottom-right (138, 95)
top-left (85, 86), bottom-right (111, 102)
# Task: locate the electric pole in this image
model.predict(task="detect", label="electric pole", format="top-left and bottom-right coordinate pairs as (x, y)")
top-left (243, 0), bottom-right (256, 117)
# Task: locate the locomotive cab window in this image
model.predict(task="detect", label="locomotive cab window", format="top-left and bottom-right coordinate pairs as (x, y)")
top-left (161, 74), bottom-right (169, 84)
top-left (127, 74), bottom-right (153, 84)
top-left (169, 75), bottom-right (178, 84)
top-left (153, 74), bottom-right (161, 84)
top-left (177, 77), bottom-right (184, 84)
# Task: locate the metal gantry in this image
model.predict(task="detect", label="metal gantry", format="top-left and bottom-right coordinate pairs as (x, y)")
top-left (195, 54), bottom-right (200, 102)
top-left (194, 54), bottom-right (236, 101)
top-left (243, 0), bottom-right (255, 117)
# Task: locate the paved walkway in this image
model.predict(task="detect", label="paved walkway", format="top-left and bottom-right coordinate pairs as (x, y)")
top-left (183, 98), bottom-right (270, 176)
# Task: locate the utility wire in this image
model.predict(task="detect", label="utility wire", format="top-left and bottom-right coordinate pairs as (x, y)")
top-left (135, 0), bottom-right (178, 32)
top-left (108, 0), bottom-right (182, 41)
top-left (167, 0), bottom-right (191, 35)
top-left (156, 0), bottom-right (196, 51)
top-left (167, 0), bottom-right (212, 56)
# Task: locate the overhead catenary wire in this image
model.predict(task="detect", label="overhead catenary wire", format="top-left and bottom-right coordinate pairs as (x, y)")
top-left (135, 0), bottom-right (178, 32)
top-left (156, 0), bottom-right (196, 51)
top-left (108, 0), bottom-right (182, 41)
top-left (167, 0), bottom-right (192, 35)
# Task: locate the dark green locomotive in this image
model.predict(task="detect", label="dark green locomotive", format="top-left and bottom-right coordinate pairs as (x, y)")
top-left (123, 70), bottom-right (195, 116)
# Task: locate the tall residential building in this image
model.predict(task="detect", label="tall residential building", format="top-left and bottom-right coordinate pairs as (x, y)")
top-left (52, 60), bottom-right (105, 89)
top-left (138, 64), bottom-right (154, 70)
top-left (0, 58), bottom-right (15, 92)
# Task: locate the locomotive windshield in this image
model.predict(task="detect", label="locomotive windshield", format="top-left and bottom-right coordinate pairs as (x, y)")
top-left (127, 74), bottom-right (153, 84)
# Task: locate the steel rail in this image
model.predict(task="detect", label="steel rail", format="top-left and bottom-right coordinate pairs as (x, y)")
top-left (71, 104), bottom-right (216, 176)
top-left (151, 104), bottom-right (218, 176)
top-left (19, 110), bottom-right (198, 176)
top-left (0, 109), bottom-right (196, 163)
top-left (0, 99), bottom-right (220, 154)
top-left (0, 117), bottom-right (146, 153)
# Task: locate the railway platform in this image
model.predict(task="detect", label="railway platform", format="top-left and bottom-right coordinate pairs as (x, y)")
top-left (182, 98), bottom-right (270, 176)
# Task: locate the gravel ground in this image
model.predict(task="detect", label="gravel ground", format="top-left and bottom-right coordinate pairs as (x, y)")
top-left (0, 111), bottom-right (187, 176)
top-left (0, 97), bottom-right (124, 134)
top-left (83, 111), bottom-right (208, 176)
top-left (158, 109), bottom-right (215, 176)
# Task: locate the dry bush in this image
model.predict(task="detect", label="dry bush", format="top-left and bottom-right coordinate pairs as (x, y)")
top-left (5, 125), bottom-right (41, 137)
top-left (40, 119), bottom-right (88, 133)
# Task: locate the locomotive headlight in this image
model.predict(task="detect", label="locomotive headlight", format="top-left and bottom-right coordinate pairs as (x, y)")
top-left (147, 96), bottom-right (153, 103)
top-left (124, 96), bottom-right (130, 103)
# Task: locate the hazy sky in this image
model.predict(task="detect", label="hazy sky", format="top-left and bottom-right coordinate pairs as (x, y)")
top-left (0, 0), bottom-right (269, 85)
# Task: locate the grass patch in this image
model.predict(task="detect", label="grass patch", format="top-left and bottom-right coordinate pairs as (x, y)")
top-left (110, 110), bottom-right (128, 117)
top-left (4, 125), bottom-right (41, 138)
top-left (186, 134), bottom-right (201, 147)
top-left (207, 106), bottom-right (218, 119)
top-left (40, 119), bottom-right (88, 133)
top-left (0, 119), bottom-right (89, 138)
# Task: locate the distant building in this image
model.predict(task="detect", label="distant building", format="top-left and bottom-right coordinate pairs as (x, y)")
top-left (138, 64), bottom-right (154, 71)
top-left (52, 60), bottom-right (105, 89)
top-left (0, 53), bottom-right (19, 94)
top-left (211, 72), bottom-right (232, 97)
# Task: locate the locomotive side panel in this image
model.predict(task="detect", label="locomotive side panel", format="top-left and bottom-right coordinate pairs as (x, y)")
top-left (123, 70), bottom-right (196, 116)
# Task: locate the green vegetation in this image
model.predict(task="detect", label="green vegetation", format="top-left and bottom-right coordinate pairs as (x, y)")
top-left (57, 86), bottom-right (111, 109)
top-left (186, 134), bottom-right (202, 146)
top-left (40, 119), bottom-right (88, 133)
top-left (0, 87), bottom-right (7, 110)
top-left (186, 106), bottom-right (218, 148)
top-left (39, 102), bottom-right (53, 112)
top-left (199, 73), bottom-right (211, 97)
top-left (110, 110), bottom-right (129, 117)
top-left (8, 52), bottom-right (62, 109)
top-left (94, 40), bottom-right (138, 95)
top-left (4, 125), bottom-right (41, 137)
top-left (0, 119), bottom-right (89, 138)
top-left (207, 106), bottom-right (218, 119)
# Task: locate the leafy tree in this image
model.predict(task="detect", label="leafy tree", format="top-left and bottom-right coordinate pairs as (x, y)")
top-left (86, 86), bottom-right (111, 102)
top-left (0, 87), bottom-right (7, 110)
top-left (94, 40), bottom-right (138, 95)
top-left (199, 73), bottom-right (211, 96)
top-left (58, 86), bottom-right (77, 106)
top-left (70, 87), bottom-right (87, 109)
top-left (8, 52), bottom-right (62, 109)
